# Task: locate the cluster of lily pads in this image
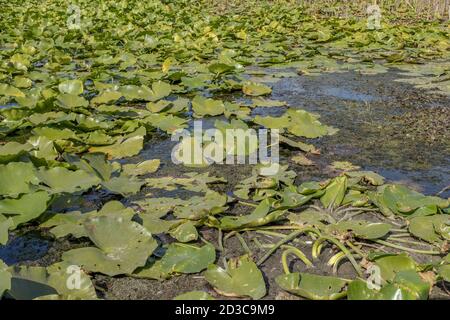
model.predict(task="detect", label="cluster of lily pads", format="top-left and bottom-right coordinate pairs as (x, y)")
top-left (0, 0), bottom-right (449, 300)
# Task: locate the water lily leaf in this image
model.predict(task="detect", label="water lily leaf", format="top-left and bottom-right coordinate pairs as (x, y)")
top-left (251, 98), bottom-right (287, 107)
top-left (56, 93), bottom-right (89, 109)
top-left (173, 191), bottom-right (227, 220)
top-left (0, 141), bottom-right (33, 163)
top-left (0, 191), bottom-right (50, 227)
top-left (58, 80), bottom-right (84, 95)
top-left (219, 199), bottom-right (284, 230)
top-left (253, 114), bottom-right (290, 130)
top-left (192, 95), bottom-right (225, 117)
top-left (0, 84), bottom-right (25, 97)
top-left (369, 184), bottom-right (449, 216)
top-left (438, 265), bottom-right (450, 282)
top-left (37, 167), bottom-right (100, 194)
top-left (122, 159), bottom-right (160, 176)
top-left (348, 272), bottom-right (430, 300)
top-left (169, 220), bottom-right (198, 242)
top-left (147, 81), bottom-right (172, 102)
top-left (160, 243), bottom-right (215, 274)
top-left (276, 272), bottom-right (348, 300)
top-left (287, 109), bottom-right (337, 138)
top-left (0, 259), bottom-right (11, 298)
top-left (242, 82), bottom-right (272, 96)
top-left (373, 254), bottom-right (417, 283)
top-left (345, 171), bottom-right (385, 186)
top-left (320, 176), bottom-right (348, 208)
top-left (0, 162), bottom-right (39, 196)
top-left (0, 216), bottom-right (13, 245)
top-left (341, 190), bottom-right (369, 207)
top-left (91, 90), bottom-right (122, 105)
top-left (204, 256), bottom-right (266, 299)
top-left (134, 243), bottom-right (215, 279)
top-left (174, 291), bottom-right (215, 300)
top-left (63, 215), bottom-right (157, 276)
top-left (7, 263), bottom-right (97, 300)
top-left (89, 135), bottom-right (143, 159)
top-left (42, 201), bottom-right (135, 238)
top-left (33, 127), bottom-right (77, 141)
top-left (408, 215), bottom-right (449, 244)
top-left (329, 161), bottom-right (360, 171)
top-left (330, 221), bottom-right (391, 240)
top-left (102, 176), bottom-right (144, 196)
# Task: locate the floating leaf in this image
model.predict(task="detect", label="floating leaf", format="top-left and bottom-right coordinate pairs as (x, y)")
top-left (134, 243), bottom-right (215, 279)
top-left (0, 259), bottom-right (11, 297)
top-left (204, 256), bottom-right (266, 299)
top-left (0, 162), bottom-right (38, 197)
top-left (242, 82), bottom-right (272, 96)
top-left (0, 191), bottom-right (50, 227)
top-left (122, 159), bottom-right (160, 176)
top-left (408, 215), bottom-right (449, 244)
top-left (63, 215), bottom-right (157, 276)
top-left (320, 176), bottom-right (348, 208)
top-left (192, 95), bottom-right (225, 117)
top-left (58, 80), bottom-right (84, 95)
top-left (276, 272), bottom-right (348, 300)
top-left (90, 135), bottom-right (144, 159)
top-left (37, 167), bottom-right (100, 194)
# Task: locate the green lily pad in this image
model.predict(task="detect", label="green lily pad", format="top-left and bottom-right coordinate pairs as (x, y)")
top-left (0, 259), bottom-right (11, 298)
top-left (0, 162), bottom-right (39, 197)
top-left (7, 262), bottom-right (97, 300)
top-left (373, 254), bottom-right (417, 283)
top-left (192, 95), bottom-right (225, 117)
top-left (134, 243), bottom-right (215, 279)
top-left (408, 215), bottom-right (449, 244)
top-left (0, 191), bottom-right (50, 228)
top-left (242, 82), bottom-right (272, 96)
top-left (62, 215), bottom-right (157, 276)
top-left (219, 199), bottom-right (285, 230)
top-left (0, 216), bottom-right (13, 245)
top-left (330, 220), bottom-right (392, 240)
top-left (174, 291), bottom-right (215, 300)
top-left (438, 265), bottom-right (450, 282)
top-left (276, 272), bottom-right (348, 300)
top-left (90, 135), bottom-right (144, 159)
top-left (348, 271), bottom-right (430, 300)
top-left (101, 176), bottom-right (145, 195)
top-left (58, 80), bottom-right (84, 95)
top-left (41, 201), bottom-right (135, 239)
top-left (287, 109), bottom-right (337, 138)
top-left (122, 159), bottom-right (160, 176)
top-left (204, 256), bottom-right (266, 299)
top-left (37, 167), bottom-right (101, 194)
top-left (320, 176), bottom-right (348, 208)
top-left (169, 220), bottom-right (198, 243)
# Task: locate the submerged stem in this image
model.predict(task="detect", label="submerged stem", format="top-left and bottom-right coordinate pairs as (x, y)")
top-left (319, 236), bottom-right (363, 277)
top-left (256, 227), bottom-right (319, 266)
top-left (281, 245), bottom-right (313, 274)
top-left (372, 239), bottom-right (441, 255)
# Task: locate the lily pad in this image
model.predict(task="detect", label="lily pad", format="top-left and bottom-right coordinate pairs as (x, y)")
top-left (276, 272), bottom-right (348, 300)
top-left (62, 215), bottom-right (157, 276)
top-left (174, 291), bottom-right (215, 300)
top-left (204, 256), bottom-right (266, 299)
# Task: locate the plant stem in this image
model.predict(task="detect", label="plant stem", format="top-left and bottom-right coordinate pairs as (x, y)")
top-left (319, 236), bottom-right (363, 277)
top-left (256, 227), bottom-right (319, 266)
top-left (235, 232), bottom-right (252, 255)
top-left (372, 239), bottom-right (441, 255)
top-left (281, 245), bottom-right (313, 274)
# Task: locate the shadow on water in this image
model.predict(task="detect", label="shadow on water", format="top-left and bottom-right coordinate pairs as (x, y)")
top-left (0, 232), bottom-right (50, 265)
